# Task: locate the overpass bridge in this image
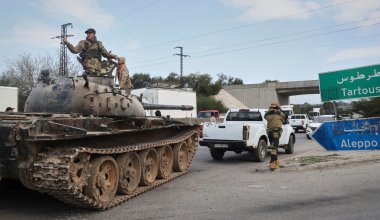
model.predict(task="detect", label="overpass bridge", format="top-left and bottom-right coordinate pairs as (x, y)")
top-left (220, 80), bottom-right (319, 109)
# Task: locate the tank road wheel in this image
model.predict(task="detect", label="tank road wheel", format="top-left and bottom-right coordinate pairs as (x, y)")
top-left (187, 133), bottom-right (198, 149)
top-left (69, 153), bottom-right (91, 191)
top-left (116, 152), bottom-right (141, 195)
top-left (157, 145), bottom-right (174, 179)
top-left (139, 149), bottom-right (158, 186)
top-left (84, 156), bottom-right (119, 204)
top-left (173, 142), bottom-right (189, 172)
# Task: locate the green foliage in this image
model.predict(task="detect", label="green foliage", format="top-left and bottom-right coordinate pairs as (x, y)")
top-left (130, 72), bottom-right (243, 97)
top-left (131, 73), bottom-right (152, 89)
top-left (352, 97), bottom-right (380, 117)
top-left (197, 96), bottom-right (228, 113)
top-left (216, 73), bottom-right (243, 85)
top-left (263, 79), bottom-right (279, 83)
top-left (186, 73), bottom-right (221, 96)
top-left (293, 103), bottom-right (313, 114)
top-left (165, 72), bottom-right (180, 85)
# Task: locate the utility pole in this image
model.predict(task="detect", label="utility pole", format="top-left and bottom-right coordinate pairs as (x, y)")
top-left (173, 46), bottom-right (189, 88)
top-left (51, 23), bottom-right (74, 76)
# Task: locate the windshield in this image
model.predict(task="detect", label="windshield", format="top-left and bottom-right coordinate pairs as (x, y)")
top-left (313, 116), bottom-right (335, 123)
top-left (198, 112), bottom-right (212, 118)
top-left (226, 112), bottom-right (263, 121)
top-left (309, 112), bottom-right (319, 117)
top-left (283, 110), bottom-right (292, 116)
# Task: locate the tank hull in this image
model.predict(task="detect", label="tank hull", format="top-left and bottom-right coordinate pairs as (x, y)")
top-left (0, 113), bottom-right (198, 209)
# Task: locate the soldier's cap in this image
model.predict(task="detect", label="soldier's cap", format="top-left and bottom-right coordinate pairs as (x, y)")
top-left (270, 102), bottom-right (279, 108)
top-left (85, 28), bottom-right (96, 34)
top-left (118, 57), bottom-right (126, 64)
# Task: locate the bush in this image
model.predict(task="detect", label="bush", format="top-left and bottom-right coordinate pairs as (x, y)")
top-left (197, 96), bottom-right (228, 113)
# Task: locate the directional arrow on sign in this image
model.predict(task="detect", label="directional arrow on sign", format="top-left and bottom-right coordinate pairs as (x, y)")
top-left (312, 117), bottom-right (380, 151)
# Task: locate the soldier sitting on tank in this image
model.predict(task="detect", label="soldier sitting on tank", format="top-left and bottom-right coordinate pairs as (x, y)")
top-left (37, 69), bottom-right (52, 85)
top-left (116, 57), bottom-right (132, 95)
top-left (63, 28), bottom-right (118, 78)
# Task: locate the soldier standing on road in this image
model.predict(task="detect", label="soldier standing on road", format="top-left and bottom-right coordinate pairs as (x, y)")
top-left (63, 28), bottom-right (118, 75)
top-left (264, 103), bottom-right (285, 170)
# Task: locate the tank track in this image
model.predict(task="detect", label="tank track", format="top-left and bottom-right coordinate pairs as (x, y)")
top-left (33, 129), bottom-right (198, 210)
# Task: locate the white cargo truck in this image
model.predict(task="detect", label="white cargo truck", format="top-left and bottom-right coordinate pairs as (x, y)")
top-left (0, 86), bottom-right (18, 112)
top-left (281, 105), bottom-right (294, 118)
top-left (132, 88), bottom-right (197, 118)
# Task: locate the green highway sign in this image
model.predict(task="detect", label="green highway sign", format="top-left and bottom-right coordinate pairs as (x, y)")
top-left (319, 63), bottom-right (380, 102)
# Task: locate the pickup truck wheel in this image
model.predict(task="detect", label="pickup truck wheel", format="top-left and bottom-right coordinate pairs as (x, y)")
top-left (210, 149), bottom-right (225, 160)
top-left (285, 135), bottom-right (295, 154)
top-left (252, 139), bottom-right (267, 162)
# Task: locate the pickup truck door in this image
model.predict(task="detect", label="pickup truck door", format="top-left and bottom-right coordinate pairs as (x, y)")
top-left (279, 125), bottom-right (289, 145)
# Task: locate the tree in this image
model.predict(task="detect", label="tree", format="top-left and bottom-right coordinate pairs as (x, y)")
top-left (131, 73), bottom-right (152, 89)
top-left (216, 73), bottom-right (243, 85)
top-left (228, 77), bottom-right (243, 85)
top-left (151, 76), bottom-right (163, 85)
top-left (197, 96), bottom-right (228, 113)
top-left (263, 80), bottom-right (279, 83)
top-left (352, 97), bottom-right (380, 117)
top-left (165, 72), bottom-right (180, 85)
top-left (186, 73), bottom-right (221, 96)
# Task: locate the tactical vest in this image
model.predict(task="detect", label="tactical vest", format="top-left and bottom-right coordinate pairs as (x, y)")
top-left (81, 41), bottom-right (101, 61)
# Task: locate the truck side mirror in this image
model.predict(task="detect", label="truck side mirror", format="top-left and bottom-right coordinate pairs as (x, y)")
top-left (283, 118), bottom-right (289, 125)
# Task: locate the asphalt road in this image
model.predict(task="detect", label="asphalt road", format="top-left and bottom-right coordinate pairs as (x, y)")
top-left (1, 133), bottom-right (380, 220)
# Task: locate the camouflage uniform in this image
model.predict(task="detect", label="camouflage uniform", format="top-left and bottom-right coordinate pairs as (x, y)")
top-left (66, 37), bottom-right (117, 75)
top-left (264, 103), bottom-right (285, 170)
top-left (116, 57), bottom-right (132, 95)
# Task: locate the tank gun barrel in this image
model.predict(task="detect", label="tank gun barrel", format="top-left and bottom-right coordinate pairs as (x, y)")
top-left (142, 103), bottom-right (193, 111)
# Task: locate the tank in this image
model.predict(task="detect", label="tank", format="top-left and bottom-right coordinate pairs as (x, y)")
top-left (0, 74), bottom-right (198, 210)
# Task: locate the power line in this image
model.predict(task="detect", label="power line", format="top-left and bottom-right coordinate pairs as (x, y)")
top-left (123, 0), bottom-right (162, 18)
top-left (126, 0), bottom-right (358, 52)
top-left (188, 17), bottom-right (380, 55)
top-left (128, 16), bottom-right (380, 66)
top-left (108, 0), bottom-right (139, 11)
top-left (130, 21), bottom-right (380, 69)
top-left (190, 21), bottom-right (380, 59)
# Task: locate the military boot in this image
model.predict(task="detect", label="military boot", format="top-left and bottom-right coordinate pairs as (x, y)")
top-left (275, 160), bottom-right (281, 168)
top-left (269, 161), bottom-right (279, 170)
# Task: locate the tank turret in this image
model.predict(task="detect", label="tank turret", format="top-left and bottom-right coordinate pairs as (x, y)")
top-left (25, 75), bottom-right (192, 117)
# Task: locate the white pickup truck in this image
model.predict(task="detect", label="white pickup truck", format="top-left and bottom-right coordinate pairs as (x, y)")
top-left (199, 109), bottom-right (296, 162)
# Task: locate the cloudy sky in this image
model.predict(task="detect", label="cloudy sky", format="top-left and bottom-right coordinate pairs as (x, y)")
top-left (1, 0), bottom-right (380, 104)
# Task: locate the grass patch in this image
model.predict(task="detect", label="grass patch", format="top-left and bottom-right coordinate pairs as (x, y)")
top-left (295, 154), bottom-right (350, 166)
